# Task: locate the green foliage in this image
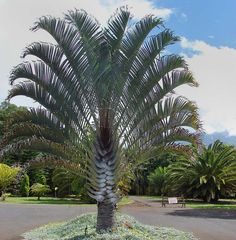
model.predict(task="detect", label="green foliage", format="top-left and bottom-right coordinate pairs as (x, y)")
top-left (20, 173), bottom-right (30, 197)
top-left (0, 101), bottom-right (38, 166)
top-left (168, 140), bottom-right (236, 202)
top-left (0, 102), bottom-right (25, 137)
top-left (117, 163), bottom-right (134, 196)
top-left (1, 193), bottom-right (11, 201)
top-left (30, 183), bottom-right (51, 200)
top-left (148, 167), bottom-right (167, 195)
top-left (131, 152), bottom-right (179, 195)
top-left (0, 163), bottom-right (20, 200)
top-left (29, 168), bottom-right (48, 186)
top-left (35, 170), bottom-right (47, 185)
top-left (52, 168), bottom-right (81, 196)
top-left (117, 177), bottom-right (132, 197)
top-left (52, 167), bottom-right (95, 203)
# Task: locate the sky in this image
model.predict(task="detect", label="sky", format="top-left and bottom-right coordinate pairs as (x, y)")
top-left (0, 0), bottom-right (236, 136)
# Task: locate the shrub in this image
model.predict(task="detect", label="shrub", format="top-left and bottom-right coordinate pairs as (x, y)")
top-left (20, 173), bottom-right (30, 197)
top-left (1, 193), bottom-right (11, 201)
top-left (0, 163), bottom-right (20, 200)
top-left (30, 183), bottom-right (51, 200)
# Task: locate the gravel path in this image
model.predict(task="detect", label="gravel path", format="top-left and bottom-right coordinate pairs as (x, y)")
top-left (0, 197), bottom-right (236, 240)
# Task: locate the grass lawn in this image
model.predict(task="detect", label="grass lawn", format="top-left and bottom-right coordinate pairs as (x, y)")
top-left (1, 196), bottom-right (133, 206)
top-left (140, 195), bottom-right (236, 210)
top-left (187, 200), bottom-right (236, 210)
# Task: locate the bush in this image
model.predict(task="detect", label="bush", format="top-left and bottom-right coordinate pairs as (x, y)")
top-left (30, 183), bottom-right (51, 200)
top-left (1, 193), bottom-right (11, 201)
top-left (20, 173), bottom-right (30, 197)
top-left (0, 163), bottom-right (20, 200)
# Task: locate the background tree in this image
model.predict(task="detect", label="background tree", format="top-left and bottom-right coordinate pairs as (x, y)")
top-left (20, 173), bottom-right (30, 197)
top-left (0, 102), bottom-right (25, 138)
top-left (148, 166), bottom-right (167, 196)
top-left (30, 183), bottom-right (51, 200)
top-left (0, 163), bottom-right (20, 200)
top-left (131, 151), bottom-right (179, 195)
top-left (0, 101), bottom-right (40, 168)
top-left (29, 168), bottom-right (47, 185)
top-left (168, 140), bottom-right (236, 202)
top-left (0, 7), bottom-right (200, 231)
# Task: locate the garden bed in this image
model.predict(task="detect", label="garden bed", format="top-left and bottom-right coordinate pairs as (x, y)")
top-left (22, 213), bottom-right (197, 240)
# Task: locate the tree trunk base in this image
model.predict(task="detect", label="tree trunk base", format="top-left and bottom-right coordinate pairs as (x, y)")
top-left (96, 201), bottom-right (115, 232)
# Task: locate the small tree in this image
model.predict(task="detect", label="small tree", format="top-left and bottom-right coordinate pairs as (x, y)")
top-left (31, 183), bottom-right (50, 200)
top-left (20, 173), bottom-right (30, 197)
top-left (0, 163), bottom-right (20, 200)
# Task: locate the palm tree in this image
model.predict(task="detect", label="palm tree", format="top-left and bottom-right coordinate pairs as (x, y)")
top-left (148, 166), bottom-right (167, 195)
top-left (0, 7), bottom-right (200, 231)
top-left (168, 140), bottom-right (236, 202)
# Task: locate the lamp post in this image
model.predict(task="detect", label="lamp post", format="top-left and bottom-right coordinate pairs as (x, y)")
top-left (54, 186), bottom-right (58, 198)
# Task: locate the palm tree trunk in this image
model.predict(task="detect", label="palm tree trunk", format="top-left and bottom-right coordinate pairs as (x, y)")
top-left (97, 201), bottom-right (115, 232)
top-left (91, 122), bottom-right (118, 232)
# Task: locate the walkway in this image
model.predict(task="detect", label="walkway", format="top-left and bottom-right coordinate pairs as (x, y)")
top-left (0, 197), bottom-right (236, 240)
top-left (124, 196), bottom-right (236, 240)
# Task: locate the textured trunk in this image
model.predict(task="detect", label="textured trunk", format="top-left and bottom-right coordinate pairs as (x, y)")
top-left (97, 201), bottom-right (115, 232)
top-left (88, 121), bottom-right (119, 232)
top-left (87, 112), bottom-right (119, 232)
top-left (1, 190), bottom-right (4, 201)
top-left (93, 139), bottom-right (118, 232)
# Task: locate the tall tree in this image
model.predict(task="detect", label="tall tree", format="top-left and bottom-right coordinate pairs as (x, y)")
top-left (0, 7), bottom-right (200, 231)
top-left (0, 101), bottom-right (26, 138)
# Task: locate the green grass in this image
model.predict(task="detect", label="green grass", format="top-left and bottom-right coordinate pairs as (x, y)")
top-left (22, 213), bottom-right (197, 240)
top-left (140, 195), bottom-right (236, 210)
top-left (1, 196), bottom-right (133, 206)
top-left (187, 201), bottom-right (236, 210)
top-left (139, 195), bottom-right (162, 200)
top-left (2, 197), bottom-right (90, 205)
top-left (118, 196), bottom-right (134, 206)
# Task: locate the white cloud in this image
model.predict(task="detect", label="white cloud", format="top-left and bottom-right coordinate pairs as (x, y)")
top-left (180, 13), bottom-right (187, 21)
top-left (179, 37), bottom-right (236, 135)
top-left (0, 0), bottom-right (172, 106)
top-left (208, 35), bottom-right (215, 39)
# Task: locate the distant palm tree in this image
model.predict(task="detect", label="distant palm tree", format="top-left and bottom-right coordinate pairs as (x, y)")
top-left (168, 140), bottom-right (236, 202)
top-left (0, 7), bottom-right (200, 231)
top-left (148, 166), bottom-right (167, 195)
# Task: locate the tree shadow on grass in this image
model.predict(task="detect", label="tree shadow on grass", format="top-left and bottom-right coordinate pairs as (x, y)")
top-left (166, 208), bottom-right (236, 220)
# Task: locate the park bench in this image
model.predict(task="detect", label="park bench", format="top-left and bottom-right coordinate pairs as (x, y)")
top-left (161, 196), bottom-right (186, 208)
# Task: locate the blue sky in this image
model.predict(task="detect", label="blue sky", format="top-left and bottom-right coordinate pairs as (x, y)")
top-left (159, 0), bottom-right (236, 48)
top-left (0, 0), bottom-right (236, 136)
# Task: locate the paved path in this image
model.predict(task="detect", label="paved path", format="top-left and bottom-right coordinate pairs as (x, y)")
top-left (0, 204), bottom-right (96, 240)
top-left (1, 197), bottom-right (236, 240)
top-left (124, 196), bottom-right (236, 240)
